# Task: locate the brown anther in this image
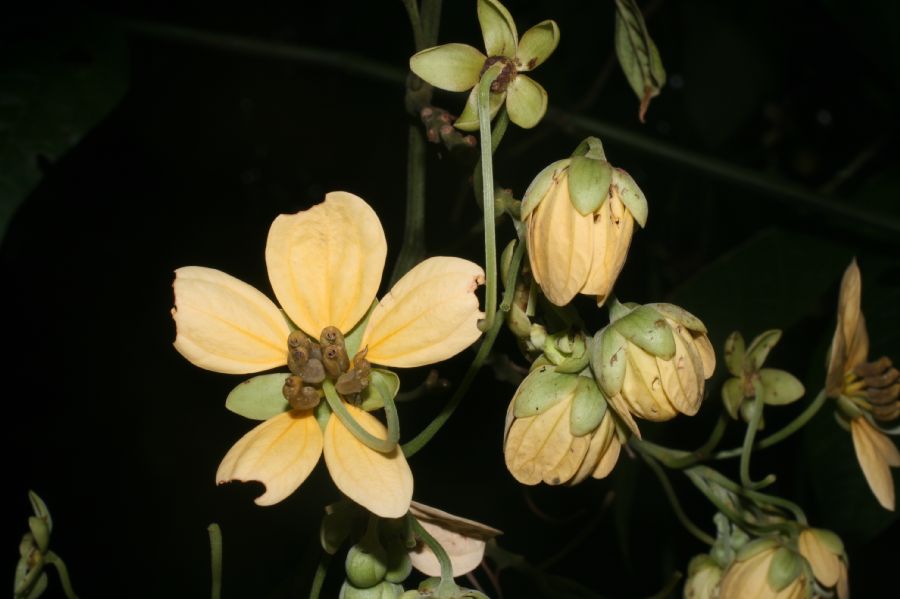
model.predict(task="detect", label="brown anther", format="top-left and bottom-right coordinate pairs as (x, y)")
top-left (864, 368), bottom-right (900, 389)
top-left (854, 356), bottom-right (893, 377)
top-left (299, 358), bottom-right (326, 384)
top-left (320, 326), bottom-right (345, 348)
top-left (322, 345), bottom-right (344, 379)
top-left (288, 385), bottom-right (321, 411)
top-left (309, 343), bottom-right (323, 362)
top-left (287, 330), bottom-right (310, 349)
top-left (288, 346), bottom-right (309, 375)
top-left (336, 370), bottom-right (367, 395)
top-left (282, 375), bottom-right (303, 402)
top-left (866, 383), bottom-right (900, 405)
top-left (870, 402), bottom-right (900, 422)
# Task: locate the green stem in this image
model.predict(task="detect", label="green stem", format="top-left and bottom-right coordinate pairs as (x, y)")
top-left (739, 384), bottom-right (765, 489)
top-left (323, 380), bottom-right (399, 453)
top-left (410, 515), bottom-right (456, 591)
top-left (390, 125), bottom-right (428, 285)
top-left (403, 239), bottom-right (525, 457)
top-left (663, 411), bottom-right (729, 468)
top-left (683, 468), bottom-right (771, 535)
top-left (715, 389), bottom-right (827, 460)
top-left (207, 524), bottom-right (223, 599)
top-left (308, 552), bottom-right (332, 599)
top-left (44, 552), bottom-right (78, 599)
top-left (690, 466), bottom-right (803, 530)
top-left (637, 449), bottom-right (715, 545)
top-left (400, 0), bottom-right (425, 50)
top-left (421, 0), bottom-right (443, 47)
top-left (476, 66), bottom-right (503, 333)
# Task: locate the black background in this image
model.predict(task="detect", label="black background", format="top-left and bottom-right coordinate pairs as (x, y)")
top-left (3, 1), bottom-right (899, 597)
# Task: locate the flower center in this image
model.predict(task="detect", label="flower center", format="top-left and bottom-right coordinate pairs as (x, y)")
top-left (843, 356), bottom-right (900, 421)
top-left (282, 327), bottom-right (371, 411)
top-left (481, 56), bottom-right (517, 93)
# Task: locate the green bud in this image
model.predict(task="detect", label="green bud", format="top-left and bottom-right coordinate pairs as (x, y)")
top-left (543, 330), bottom-right (590, 373)
top-left (225, 373), bottom-right (291, 420)
top-left (513, 366), bottom-right (579, 418)
top-left (28, 517), bottom-right (49, 553)
top-left (383, 551), bottom-right (412, 584)
top-left (520, 159), bottom-right (569, 219)
top-left (758, 369), bottom-right (804, 406)
top-left (321, 501), bottom-right (359, 556)
top-left (570, 377), bottom-right (608, 436)
top-left (566, 156), bottom-right (612, 216)
top-left (570, 136), bottom-right (607, 161)
top-left (591, 327), bottom-right (628, 396)
top-left (28, 492), bottom-right (52, 531)
top-left (684, 555), bottom-right (722, 599)
top-left (721, 377), bottom-right (744, 420)
top-left (611, 304), bottom-right (675, 359)
top-left (767, 547), bottom-right (802, 592)
top-left (399, 592), bottom-right (420, 599)
top-left (340, 581), bottom-right (403, 599)
top-left (610, 168), bottom-right (648, 227)
top-left (724, 332), bottom-right (746, 377)
top-left (346, 542), bottom-right (388, 589)
top-left (745, 330), bottom-right (782, 372)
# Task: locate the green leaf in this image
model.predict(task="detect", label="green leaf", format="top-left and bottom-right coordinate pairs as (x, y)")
top-left (409, 44), bottom-right (486, 92)
top-left (359, 369), bottom-right (400, 411)
top-left (505, 74), bottom-right (547, 129)
top-left (225, 373), bottom-right (290, 420)
top-left (477, 0), bottom-right (518, 58)
top-left (613, 0), bottom-right (666, 122)
top-left (0, 17), bottom-right (128, 240)
top-left (516, 20), bottom-right (559, 71)
top-left (758, 368), bottom-right (804, 406)
top-left (567, 156), bottom-right (612, 216)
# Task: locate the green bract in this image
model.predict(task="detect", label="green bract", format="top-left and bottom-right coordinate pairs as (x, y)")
top-left (613, 0), bottom-right (666, 122)
top-left (409, 0), bottom-right (559, 130)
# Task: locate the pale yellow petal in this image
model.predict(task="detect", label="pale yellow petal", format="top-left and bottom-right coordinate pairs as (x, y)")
top-left (839, 260), bottom-right (869, 367)
top-left (622, 345), bottom-right (677, 421)
top-left (607, 392), bottom-right (642, 438)
top-left (719, 550), bottom-right (774, 599)
top-left (851, 417), bottom-right (897, 510)
top-left (592, 435), bottom-right (621, 479)
top-left (836, 563), bottom-right (849, 599)
top-left (216, 410), bottom-right (323, 506)
top-left (582, 193), bottom-right (634, 304)
top-left (362, 257), bottom-right (485, 368)
top-left (408, 502), bottom-right (501, 577)
top-left (323, 404), bottom-right (413, 518)
top-left (528, 177), bottom-right (594, 306)
top-left (544, 431), bottom-right (591, 485)
top-left (172, 266), bottom-right (290, 374)
top-left (692, 333), bottom-right (716, 379)
top-left (569, 415), bottom-right (615, 485)
top-left (667, 326), bottom-right (706, 416)
top-left (798, 530), bottom-right (840, 588)
top-left (505, 398), bottom-right (576, 485)
top-left (265, 191), bottom-right (386, 336)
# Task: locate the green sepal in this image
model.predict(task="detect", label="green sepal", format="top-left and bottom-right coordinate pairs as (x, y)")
top-left (409, 44), bottom-right (486, 92)
top-left (758, 369), bottom-right (804, 406)
top-left (360, 369), bottom-right (401, 411)
top-left (520, 159), bottom-right (568, 219)
top-left (383, 550), bottom-right (412, 584)
top-left (570, 377), bottom-right (608, 436)
top-left (225, 373), bottom-right (290, 420)
top-left (810, 528), bottom-right (844, 556)
top-left (746, 329), bottom-right (782, 372)
top-left (721, 377), bottom-right (744, 419)
top-left (544, 330), bottom-right (590, 373)
top-left (612, 305), bottom-right (676, 359)
top-left (506, 74), bottom-right (547, 129)
top-left (454, 85), bottom-right (505, 132)
top-left (592, 327), bottom-right (628, 396)
top-left (735, 537), bottom-right (778, 562)
top-left (28, 517), bottom-right (50, 553)
top-left (646, 302), bottom-right (706, 333)
top-left (513, 366), bottom-right (578, 418)
top-left (478, 0), bottom-right (518, 58)
top-left (345, 541), bottom-right (389, 589)
top-left (724, 331), bottom-right (746, 376)
top-left (516, 20), bottom-right (559, 71)
top-left (567, 156), bottom-right (612, 216)
top-left (613, 0), bottom-right (666, 121)
top-left (320, 500), bottom-right (359, 555)
top-left (315, 399), bottom-right (332, 431)
top-left (570, 136), bottom-right (607, 161)
top-left (28, 491), bottom-right (52, 533)
top-left (346, 300), bottom-right (378, 358)
top-left (767, 547), bottom-right (802, 592)
top-left (607, 297), bottom-right (634, 322)
top-left (611, 168), bottom-right (648, 227)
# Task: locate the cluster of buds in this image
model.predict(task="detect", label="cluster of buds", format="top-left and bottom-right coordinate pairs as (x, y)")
top-left (721, 330), bottom-right (805, 423)
top-left (591, 301), bottom-right (715, 435)
top-left (14, 492), bottom-right (75, 599)
top-left (521, 137), bottom-right (648, 307)
top-left (282, 327), bottom-right (372, 411)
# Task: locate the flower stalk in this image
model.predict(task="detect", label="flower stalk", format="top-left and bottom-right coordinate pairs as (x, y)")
top-left (322, 380), bottom-right (400, 453)
top-left (477, 64), bottom-right (504, 333)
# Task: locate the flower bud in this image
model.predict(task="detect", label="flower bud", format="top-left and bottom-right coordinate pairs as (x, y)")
top-left (592, 302), bottom-right (714, 424)
top-left (346, 540), bottom-right (389, 589)
top-left (798, 528), bottom-right (848, 599)
top-left (718, 541), bottom-right (809, 599)
top-left (522, 139), bottom-right (648, 307)
top-left (340, 581), bottom-right (404, 599)
top-left (683, 555), bottom-right (722, 599)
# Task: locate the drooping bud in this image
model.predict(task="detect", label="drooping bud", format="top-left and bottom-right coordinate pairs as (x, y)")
top-left (523, 138), bottom-right (648, 307)
top-left (718, 541), bottom-right (809, 599)
top-left (683, 555), bottom-right (722, 599)
top-left (346, 539), bottom-right (389, 589)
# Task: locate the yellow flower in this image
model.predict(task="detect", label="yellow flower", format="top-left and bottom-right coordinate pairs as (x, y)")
top-left (172, 191), bottom-right (486, 517)
top-left (718, 542), bottom-right (809, 599)
top-left (407, 502), bottom-right (501, 577)
top-left (825, 259), bottom-right (900, 510)
top-left (797, 528), bottom-right (849, 599)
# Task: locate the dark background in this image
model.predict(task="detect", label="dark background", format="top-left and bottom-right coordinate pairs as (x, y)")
top-left (2, 1), bottom-right (899, 597)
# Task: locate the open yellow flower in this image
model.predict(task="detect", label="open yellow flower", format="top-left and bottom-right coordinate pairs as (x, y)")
top-left (172, 191), bottom-right (486, 517)
top-left (825, 259), bottom-right (900, 510)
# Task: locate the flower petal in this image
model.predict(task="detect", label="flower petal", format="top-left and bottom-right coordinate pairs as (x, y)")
top-left (478, 0), bottom-right (518, 58)
top-left (827, 260), bottom-right (869, 393)
top-left (798, 530), bottom-right (840, 588)
top-left (172, 266), bottom-right (290, 374)
top-left (505, 75), bottom-right (548, 129)
top-left (569, 415), bottom-right (615, 485)
top-left (266, 191), bottom-right (386, 337)
top-left (592, 435), bottom-right (621, 479)
top-left (581, 192), bottom-right (634, 304)
top-left (216, 410), bottom-right (323, 506)
top-left (516, 20), bottom-right (560, 71)
top-left (455, 86), bottom-right (505, 132)
top-left (323, 404), bottom-right (413, 518)
top-left (851, 417), bottom-right (897, 510)
top-left (361, 257), bottom-right (485, 368)
top-left (505, 398), bottom-right (580, 485)
top-left (410, 44), bottom-right (486, 92)
top-left (408, 502), bottom-right (501, 578)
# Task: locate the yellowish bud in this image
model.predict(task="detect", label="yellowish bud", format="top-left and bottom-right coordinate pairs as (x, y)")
top-left (718, 543), bottom-right (809, 599)
top-left (798, 528), bottom-right (848, 599)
